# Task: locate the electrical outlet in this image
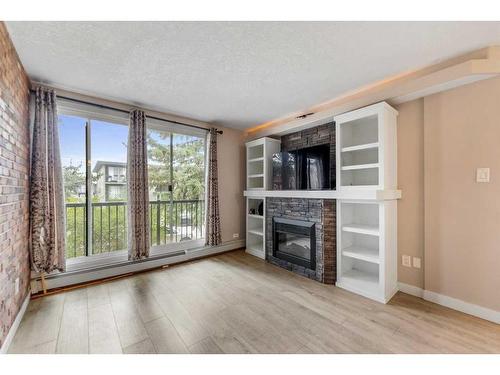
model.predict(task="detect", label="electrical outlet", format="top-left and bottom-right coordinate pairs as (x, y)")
top-left (476, 167), bottom-right (490, 183)
top-left (412, 257), bottom-right (421, 269)
top-left (15, 277), bottom-right (20, 295)
top-left (402, 255), bottom-right (411, 267)
top-left (233, 233), bottom-right (239, 239)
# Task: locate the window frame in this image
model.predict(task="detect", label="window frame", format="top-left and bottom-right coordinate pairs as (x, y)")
top-left (58, 99), bottom-right (208, 272)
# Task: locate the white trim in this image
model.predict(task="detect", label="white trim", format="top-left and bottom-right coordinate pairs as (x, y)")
top-left (398, 282), bottom-right (424, 298)
top-left (423, 289), bottom-right (500, 325)
top-left (65, 239), bottom-right (206, 272)
top-left (244, 189), bottom-right (402, 201)
top-left (0, 293), bottom-right (30, 354)
top-left (38, 240), bottom-right (245, 290)
top-left (397, 282), bottom-right (500, 324)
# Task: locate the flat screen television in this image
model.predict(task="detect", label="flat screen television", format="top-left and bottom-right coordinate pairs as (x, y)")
top-left (272, 144), bottom-right (331, 190)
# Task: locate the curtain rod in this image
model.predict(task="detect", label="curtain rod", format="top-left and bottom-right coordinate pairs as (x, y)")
top-left (31, 89), bottom-right (223, 134)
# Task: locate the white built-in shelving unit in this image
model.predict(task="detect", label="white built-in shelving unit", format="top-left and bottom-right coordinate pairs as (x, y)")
top-left (245, 137), bottom-right (281, 259)
top-left (335, 102), bottom-right (399, 303)
top-left (336, 102), bottom-right (397, 190)
top-left (336, 200), bottom-right (397, 303)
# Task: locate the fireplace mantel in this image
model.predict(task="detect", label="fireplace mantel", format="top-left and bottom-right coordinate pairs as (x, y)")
top-left (244, 189), bottom-right (401, 201)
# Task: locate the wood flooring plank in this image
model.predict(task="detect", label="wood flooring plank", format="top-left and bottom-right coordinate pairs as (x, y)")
top-left (56, 298), bottom-right (89, 353)
top-left (88, 303), bottom-right (122, 354)
top-left (144, 317), bottom-right (189, 353)
top-left (153, 289), bottom-right (210, 346)
top-left (188, 337), bottom-right (223, 354)
top-left (123, 338), bottom-right (157, 354)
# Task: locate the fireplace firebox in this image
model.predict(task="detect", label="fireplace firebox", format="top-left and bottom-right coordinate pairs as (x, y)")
top-left (272, 217), bottom-right (316, 270)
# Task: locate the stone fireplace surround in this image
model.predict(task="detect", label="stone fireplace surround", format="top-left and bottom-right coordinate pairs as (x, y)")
top-left (265, 198), bottom-right (336, 284)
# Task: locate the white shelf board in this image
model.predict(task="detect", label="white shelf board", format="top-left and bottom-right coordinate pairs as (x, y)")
top-left (337, 269), bottom-right (381, 300)
top-left (248, 157), bottom-right (264, 163)
top-left (341, 142), bottom-right (379, 153)
top-left (248, 174), bottom-right (264, 178)
top-left (342, 269), bottom-right (379, 287)
top-left (342, 224), bottom-right (379, 236)
top-left (341, 163), bottom-right (379, 171)
top-left (244, 189), bottom-right (402, 200)
top-left (342, 246), bottom-right (379, 264)
top-left (245, 246), bottom-right (265, 259)
top-left (248, 214), bottom-right (264, 220)
top-left (248, 229), bottom-right (264, 236)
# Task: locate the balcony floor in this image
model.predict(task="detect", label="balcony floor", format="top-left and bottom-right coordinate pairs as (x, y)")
top-left (8, 250), bottom-right (500, 354)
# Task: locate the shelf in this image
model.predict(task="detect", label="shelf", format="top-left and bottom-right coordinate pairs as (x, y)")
top-left (342, 246), bottom-right (379, 264)
top-left (248, 157), bottom-right (264, 163)
top-left (341, 163), bottom-right (379, 171)
top-left (340, 269), bottom-right (379, 292)
top-left (248, 214), bottom-right (264, 220)
top-left (341, 142), bottom-right (379, 153)
top-left (244, 189), bottom-right (402, 200)
top-left (248, 229), bottom-right (264, 236)
top-left (342, 224), bottom-right (379, 236)
top-left (248, 174), bottom-right (264, 178)
top-left (246, 245), bottom-right (264, 253)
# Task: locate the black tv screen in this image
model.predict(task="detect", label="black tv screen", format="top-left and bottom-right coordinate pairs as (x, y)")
top-left (272, 144), bottom-right (330, 190)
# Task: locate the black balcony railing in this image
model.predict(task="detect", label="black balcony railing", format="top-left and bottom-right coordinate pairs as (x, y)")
top-left (65, 199), bottom-right (205, 259)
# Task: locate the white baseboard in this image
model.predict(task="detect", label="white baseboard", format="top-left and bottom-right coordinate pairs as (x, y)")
top-left (398, 282), bottom-right (500, 325)
top-left (398, 282), bottom-right (424, 298)
top-left (0, 293), bottom-right (30, 354)
top-left (41, 239), bottom-right (245, 290)
top-left (423, 289), bottom-right (500, 325)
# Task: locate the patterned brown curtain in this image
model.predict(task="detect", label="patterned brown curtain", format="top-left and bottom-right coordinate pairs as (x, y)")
top-left (205, 128), bottom-right (222, 246)
top-left (30, 87), bottom-right (66, 273)
top-left (127, 109), bottom-right (150, 260)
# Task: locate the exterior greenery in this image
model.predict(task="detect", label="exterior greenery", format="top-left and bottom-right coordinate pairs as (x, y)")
top-left (63, 131), bottom-right (205, 259)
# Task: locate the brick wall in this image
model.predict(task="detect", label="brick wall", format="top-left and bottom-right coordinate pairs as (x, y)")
top-left (0, 22), bottom-right (31, 349)
top-left (280, 122), bottom-right (336, 188)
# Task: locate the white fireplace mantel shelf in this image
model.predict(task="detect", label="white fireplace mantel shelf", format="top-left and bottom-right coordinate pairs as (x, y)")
top-left (243, 189), bottom-right (402, 201)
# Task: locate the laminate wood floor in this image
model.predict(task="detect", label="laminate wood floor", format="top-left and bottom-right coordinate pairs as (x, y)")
top-left (8, 250), bottom-right (500, 354)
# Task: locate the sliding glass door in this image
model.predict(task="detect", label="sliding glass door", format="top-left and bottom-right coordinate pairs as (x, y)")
top-left (58, 104), bottom-right (206, 264)
top-left (147, 125), bottom-right (206, 249)
top-left (90, 119), bottom-right (129, 255)
top-left (59, 115), bottom-right (88, 258)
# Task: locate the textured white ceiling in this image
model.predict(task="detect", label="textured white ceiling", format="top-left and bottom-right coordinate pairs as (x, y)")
top-left (6, 21), bottom-right (500, 129)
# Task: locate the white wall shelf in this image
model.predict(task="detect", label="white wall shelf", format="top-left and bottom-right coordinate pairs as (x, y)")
top-left (342, 246), bottom-right (379, 264)
top-left (337, 146), bottom-right (398, 303)
top-left (245, 137), bottom-right (281, 259)
top-left (244, 189), bottom-right (401, 200)
top-left (248, 214), bottom-right (264, 220)
top-left (341, 142), bottom-right (379, 153)
top-left (248, 229), bottom-right (264, 236)
top-left (342, 224), bottom-right (380, 236)
top-left (336, 102), bottom-right (397, 191)
top-left (341, 163), bottom-right (379, 171)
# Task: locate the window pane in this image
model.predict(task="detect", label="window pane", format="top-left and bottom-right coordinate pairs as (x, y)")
top-left (172, 133), bottom-right (205, 242)
top-left (91, 120), bottom-right (128, 255)
top-left (59, 115), bottom-right (87, 259)
top-left (146, 129), bottom-right (206, 246)
top-left (147, 128), bottom-right (172, 246)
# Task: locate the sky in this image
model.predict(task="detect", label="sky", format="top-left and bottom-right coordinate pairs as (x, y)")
top-left (59, 114), bottom-right (204, 171)
top-left (59, 115), bottom-right (128, 171)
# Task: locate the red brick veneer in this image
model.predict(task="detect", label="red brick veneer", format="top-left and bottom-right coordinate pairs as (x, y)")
top-left (0, 22), bottom-right (31, 349)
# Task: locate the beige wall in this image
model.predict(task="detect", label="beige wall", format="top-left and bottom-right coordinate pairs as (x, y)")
top-left (217, 126), bottom-right (246, 243)
top-left (395, 99), bottom-right (425, 289)
top-left (396, 76), bottom-right (500, 312)
top-left (424, 77), bottom-right (500, 311)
